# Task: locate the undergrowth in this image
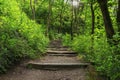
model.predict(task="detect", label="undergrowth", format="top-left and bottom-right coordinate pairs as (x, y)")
top-left (0, 0), bottom-right (49, 73)
top-left (62, 33), bottom-right (120, 80)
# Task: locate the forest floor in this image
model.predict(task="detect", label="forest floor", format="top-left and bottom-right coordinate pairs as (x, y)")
top-left (0, 40), bottom-right (94, 80)
top-left (0, 61), bottom-right (88, 80)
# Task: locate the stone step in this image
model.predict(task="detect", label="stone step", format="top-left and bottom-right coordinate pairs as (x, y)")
top-left (29, 56), bottom-right (80, 63)
top-left (27, 56), bottom-right (90, 70)
top-left (47, 46), bottom-right (68, 48)
top-left (47, 47), bottom-right (70, 51)
top-left (47, 53), bottom-right (77, 57)
top-left (27, 62), bottom-right (90, 70)
top-left (48, 40), bottom-right (63, 48)
top-left (47, 50), bottom-right (77, 54)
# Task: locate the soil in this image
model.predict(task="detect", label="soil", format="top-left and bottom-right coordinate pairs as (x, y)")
top-left (0, 60), bottom-right (88, 80)
top-left (0, 40), bottom-right (89, 80)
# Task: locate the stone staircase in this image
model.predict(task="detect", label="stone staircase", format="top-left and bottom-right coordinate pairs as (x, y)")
top-left (27, 39), bottom-right (90, 70)
top-left (0, 40), bottom-right (105, 80)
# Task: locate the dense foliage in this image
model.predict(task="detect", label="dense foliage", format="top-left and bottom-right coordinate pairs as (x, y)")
top-left (62, 0), bottom-right (120, 80)
top-left (70, 34), bottom-right (120, 80)
top-left (0, 0), bottom-right (120, 80)
top-left (0, 0), bottom-right (49, 73)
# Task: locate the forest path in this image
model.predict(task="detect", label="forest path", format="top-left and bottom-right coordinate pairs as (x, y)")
top-left (0, 40), bottom-right (90, 80)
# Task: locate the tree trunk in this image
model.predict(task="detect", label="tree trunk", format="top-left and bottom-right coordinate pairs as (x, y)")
top-left (33, 0), bottom-right (36, 20)
top-left (71, 0), bottom-right (74, 40)
top-left (97, 0), bottom-right (115, 39)
top-left (74, 8), bottom-right (77, 34)
top-left (30, 0), bottom-right (35, 20)
top-left (117, 0), bottom-right (120, 32)
top-left (90, 2), bottom-right (95, 55)
top-left (59, 0), bottom-right (64, 34)
top-left (30, 0), bottom-right (33, 14)
top-left (47, 0), bottom-right (52, 37)
top-left (90, 2), bottom-right (95, 34)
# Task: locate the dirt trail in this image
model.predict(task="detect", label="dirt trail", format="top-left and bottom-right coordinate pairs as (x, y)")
top-left (0, 62), bottom-right (88, 80)
top-left (0, 40), bottom-right (89, 80)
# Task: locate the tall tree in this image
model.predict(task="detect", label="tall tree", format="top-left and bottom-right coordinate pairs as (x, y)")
top-left (90, 1), bottom-right (95, 54)
top-left (30, 0), bottom-right (36, 20)
top-left (59, 0), bottom-right (64, 34)
top-left (33, 0), bottom-right (36, 19)
top-left (97, 0), bottom-right (115, 39)
top-left (71, 0), bottom-right (74, 40)
top-left (90, 2), bottom-right (95, 34)
top-left (47, 0), bottom-right (52, 37)
top-left (117, 0), bottom-right (120, 32)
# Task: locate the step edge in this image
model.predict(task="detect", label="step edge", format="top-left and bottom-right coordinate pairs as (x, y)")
top-left (28, 62), bottom-right (90, 66)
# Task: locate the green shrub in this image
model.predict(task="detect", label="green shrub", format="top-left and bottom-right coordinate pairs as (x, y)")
top-left (62, 33), bottom-right (72, 46)
top-left (0, 0), bottom-right (49, 73)
top-left (93, 35), bottom-right (120, 80)
top-left (70, 34), bottom-right (120, 80)
top-left (71, 35), bottom-right (91, 54)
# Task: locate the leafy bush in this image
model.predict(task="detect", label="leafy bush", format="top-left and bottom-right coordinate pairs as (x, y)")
top-left (71, 35), bottom-right (91, 54)
top-left (0, 0), bottom-right (49, 73)
top-left (70, 33), bottom-right (120, 80)
top-left (93, 35), bottom-right (120, 80)
top-left (62, 34), bottom-right (72, 46)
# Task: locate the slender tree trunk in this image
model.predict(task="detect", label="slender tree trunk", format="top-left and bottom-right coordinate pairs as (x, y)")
top-left (97, 0), bottom-right (115, 39)
top-left (33, 0), bottom-right (36, 20)
top-left (90, 2), bottom-right (95, 55)
top-left (90, 2), bottom-right (95, 34)
top-left (30, 0), bottom-right (33, 14)
top-left (59, 0), bottom-right (64, 34)
top-left (117, 0), bottom-right (120, 32)
top-left (30, 0), bottom-right (35, 20)
top-left (71, 0), bottom-right (74, 40)
top-left (47, 0), bottom-right (52, 37)
top-left (74, 8), bottom-right (77, 34)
